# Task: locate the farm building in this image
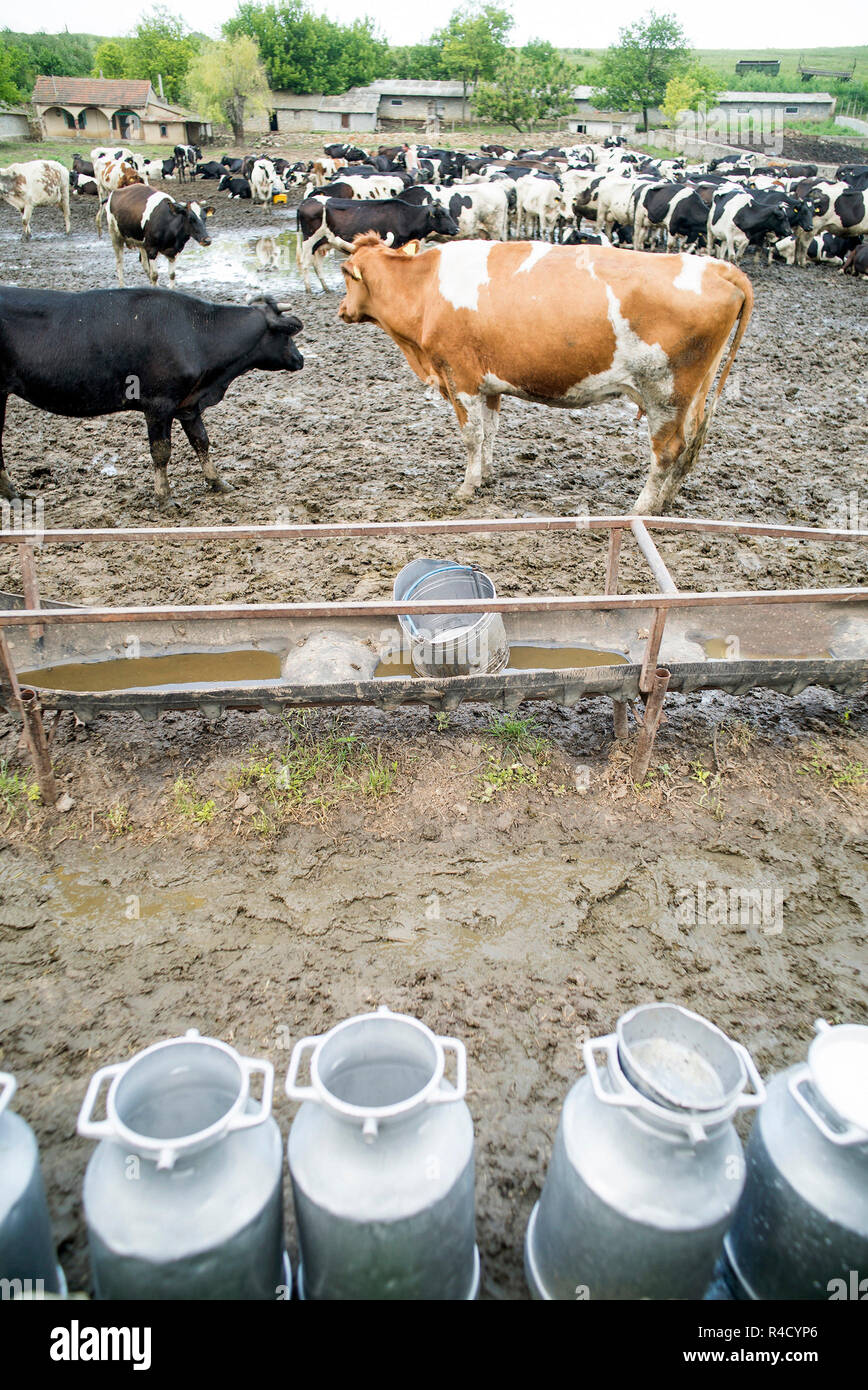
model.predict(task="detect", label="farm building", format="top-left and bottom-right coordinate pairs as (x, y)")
top-left (0, 106), bottom-right (32, 141)
top-left (713, 90), bottom-right (835, 121)
top-left (31, 77), bottom-right (211, 145)
top-left (250, 79), bottom-right (470, 134)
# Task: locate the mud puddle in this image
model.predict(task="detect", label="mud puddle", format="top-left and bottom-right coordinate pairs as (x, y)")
top-left (375, 645), bottom-right (629, 678)
top-left (175, 224), bottom-right (345, 296)
top-left (19, 648), bottom-right (283, 692)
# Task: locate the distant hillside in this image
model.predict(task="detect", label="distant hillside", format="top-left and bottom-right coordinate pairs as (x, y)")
top-left (561, 46), bottom-right (868, 88)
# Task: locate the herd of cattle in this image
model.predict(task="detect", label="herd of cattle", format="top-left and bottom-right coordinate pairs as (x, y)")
top-left (0, 134), bottom-right (865, 511)
top-left (0, 137), bottom-right (867, 289)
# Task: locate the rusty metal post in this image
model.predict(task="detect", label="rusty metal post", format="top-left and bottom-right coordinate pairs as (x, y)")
top-left (631, 668), bottom-right (671, 784)
top-left (19, 688), bottom-right (58, 807)
top-left (0, 626), bottom-right (57, 806)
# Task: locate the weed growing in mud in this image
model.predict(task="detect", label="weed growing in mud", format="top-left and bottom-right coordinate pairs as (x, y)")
top-left (0, 761), bottom-right (41, 823)
top-left (226, 712), bottom-right (400, 827)
top-left (104, 802), bottom-right (131, 836)
top-left (799, 739), bottom-right (868, 792)
top-left (484, 712), bottom-right (549, 759)
top-left (478, 757), bottom-right (539, 802)
top-left (434, 712), bottom-right (451, 733)
top-left (172, 777), bottom-right (217, 824)
top-left (689, 758), bottom-right (725, 820)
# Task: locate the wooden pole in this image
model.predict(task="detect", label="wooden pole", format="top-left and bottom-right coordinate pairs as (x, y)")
top-left (631, 668), bottom-right (671, 784)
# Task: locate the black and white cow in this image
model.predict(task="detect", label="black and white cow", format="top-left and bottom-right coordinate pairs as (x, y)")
top-left (324, 143), bottom-right (368, 163)
top-left (0, 287), bottom-right (303, 503)
top-left (173, 144), bottom-right (201, 182)
top-left (105, 185), bottom-right (214, 287)
top-left (807, 231), bottom-right (862, 265)
top-left (217, 174), bottom-right (252, 200)
top-left (633, 185), bottom-right (709, 252)
top-left (706, 189), bottom-right (793, 263)
top-left (807, 182), bottom-right (868, 239)
top-left (296, 197), bottom-right (459, 291)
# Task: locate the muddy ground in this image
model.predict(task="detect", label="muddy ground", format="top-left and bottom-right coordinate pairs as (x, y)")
top-left (0, 184), bottom-right (866, 1301)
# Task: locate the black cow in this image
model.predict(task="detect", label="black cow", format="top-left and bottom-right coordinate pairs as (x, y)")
top-left (195, 161), bottom-right (225, 180)
top-left (105, 185), bottom-right (214, 288)
top-left (221, 155), bottom-right (244, 173)
top-left (324, 143), bottom-right (368, 163)
top-left (160, 156), bottom-right (177, 178)
top-left (398, 186), bottom-right (434, 206)
top-left (842, 243), bottom-right (868, 278)
top-left (296, 197), bottom-right (459, 291)
top-left (72, 152), bottom-right (95, 177)
top-left (836, 164), bottom-right (868, 183)
top-left (217, 174), bottom-right (252, 199)
top-left (173, 144), bottom-right (201, 182)
top-left (0, 288), bottom-right (302, 503)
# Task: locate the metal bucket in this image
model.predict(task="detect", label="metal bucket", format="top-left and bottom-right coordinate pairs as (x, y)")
top-left (286, 1006), bottom-right (478, 1299)
top-left (525, 1003), bottom-right (765, 1300)
top-left (0, 1073), bottom-right (64, 1297)
top-left (722, 1019), bottom-right (868, 1299)
top-left (394, 559), bottom-right (509, 677)
top-left (77, 1030), bottom-right (286, 1300)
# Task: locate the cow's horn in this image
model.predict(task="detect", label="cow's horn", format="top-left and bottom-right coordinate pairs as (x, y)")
top-left (275, 301), bottom-right (293, 310)
top-left (349, 265), bottom-right (363, 280)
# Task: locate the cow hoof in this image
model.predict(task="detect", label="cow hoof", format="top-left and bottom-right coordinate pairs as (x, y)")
top-left (454, 484), bottom-right (476, 502)
top-left (156, 495), bottom-right (180, 511)
top-left (207, 478), bottom-right (232, 494)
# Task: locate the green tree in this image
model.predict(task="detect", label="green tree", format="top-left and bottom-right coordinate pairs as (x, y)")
top-left (224, 2), bottom-right (387, 94)
top-left (92, 38), bottom-right (130, 80)
top-left (0, 37), bottom-right (29, 102)
top-left (662, 63), bottom-right (718, 127)
top-left (385, 42), bottom-right (444, 81)
top-left (92, 10), bottom-right (198, 103)
top-left (475, 40), bottom-right (577, 131)
top-left (435, 3), bottom-right (513, 98)
top-left (3, 29), bottom-right (98, 91)
top-left (591, 10), bottom-right (689, 130)
top-left (188, 34), bottom-right (271, 141)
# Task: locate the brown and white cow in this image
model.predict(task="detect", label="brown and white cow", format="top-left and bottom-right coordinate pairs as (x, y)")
top-left (0, 160), bottom-right (70, 240)
top-left (338, 234), bottom-right (753, 512)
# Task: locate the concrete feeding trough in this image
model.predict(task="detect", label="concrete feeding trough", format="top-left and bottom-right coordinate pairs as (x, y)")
top-left (0, 513), bottom-right (865, 801)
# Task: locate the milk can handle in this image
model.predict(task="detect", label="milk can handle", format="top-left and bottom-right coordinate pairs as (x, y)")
top-left (229, 1057), bottom-right (274, 1130)
top-left (285, 1036), bottom-right (320, 1102)
top-left (583, 1035), bottom-right (637, 1108)
top-left (732, 1043), bottom-right (766, 1111)
top-left (77, 1063), bottom-right (125, 1140)
top-left (788, 1067), bottom-right (867, 1147)
top-left (0, 1072), bottom-right (17, 1116)
top-left (427, 1036), bottom-right (467, 1105)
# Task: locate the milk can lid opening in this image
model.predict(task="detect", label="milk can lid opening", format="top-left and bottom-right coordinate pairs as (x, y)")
top-left (616, 1003), bottom-right (746, 1113)
top-left (809, 1023), bottom-right (868, 1132)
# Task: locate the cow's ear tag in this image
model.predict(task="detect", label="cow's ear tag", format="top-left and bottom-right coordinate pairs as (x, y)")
top-left (402, 241), bottom-right (420, 257)
top-left (350, 265), bottom-right (363, 280)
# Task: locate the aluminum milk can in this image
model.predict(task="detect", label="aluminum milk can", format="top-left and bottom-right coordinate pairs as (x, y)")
top-left (723, 1019), bottom-right (868, 1300)
top-left (525, 1003), bottom-right (765, 1300)
top-left (286, 1006), bottom-right (478, 1299)
top-left (0, 1073), bottom-right (64, 1296)
top-left (77, 1030), bottom-right (286, 1299)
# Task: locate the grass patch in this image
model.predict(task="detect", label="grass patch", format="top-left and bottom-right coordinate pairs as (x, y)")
top-left (476, 713), bottom-right (552, 801)
top-left (172, 777), bottom-right (217, 825)
top-left (799, 740), bottom-right (868, 791)
top-left (0, 761), bottom-right (41, 822)
top-left (483, 712), bottom-right (550, 759)
top-left (103, 802), bottom-right (131, 836)
top-left (226, 712), bottom-right (400, 826)
top-left (478, 757), bottom-right (539, 802)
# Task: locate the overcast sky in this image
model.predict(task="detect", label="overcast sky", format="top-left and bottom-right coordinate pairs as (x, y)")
top-left (8, 0), bottom-right (863, 50)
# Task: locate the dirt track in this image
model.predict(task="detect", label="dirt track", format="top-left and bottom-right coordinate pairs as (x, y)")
top-left (0, 184), bottom-right (866, 1300)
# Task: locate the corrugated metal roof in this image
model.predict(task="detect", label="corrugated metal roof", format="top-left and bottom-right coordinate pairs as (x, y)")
top-left (318, 87), bottom-right (380, 113)
top-left (717, 90), bottom-right (833, 103)
top-left (33, 76), bottom-right (154, 108)
top-left (371, 79), bottom-right (466, 98)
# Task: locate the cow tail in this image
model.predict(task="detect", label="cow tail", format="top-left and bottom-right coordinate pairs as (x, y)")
top-left (711, 263), bottom-right (754, 408)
